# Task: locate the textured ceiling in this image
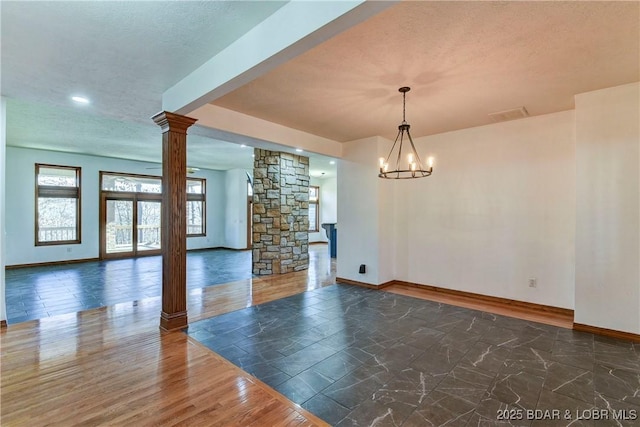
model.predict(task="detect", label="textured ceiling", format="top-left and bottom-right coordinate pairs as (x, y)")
top-left (2, 1), bottom-right (637, 178)
top-left (213, 1), bottom-right (640, 142)
top-left (1, 0), bottom-right (287, 123)
top-left (1, 0), bottom-right (336, 177)
top-left (5, 99), bottom-right (255, 172)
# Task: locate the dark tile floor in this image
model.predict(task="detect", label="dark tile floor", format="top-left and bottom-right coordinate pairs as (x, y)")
top-left (5, 249), bottom-right (251, 324)
top-left (188, 285), bottom-right (640, 427)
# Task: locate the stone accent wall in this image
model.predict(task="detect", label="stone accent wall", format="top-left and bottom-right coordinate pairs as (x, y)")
top-left (252, 149), bottom-right (309, 275)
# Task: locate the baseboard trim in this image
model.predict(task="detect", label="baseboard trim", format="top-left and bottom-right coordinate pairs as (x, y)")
top-left (573, 323), bottom-right (640, 343)
top-left (188, 247), bottom-right (249, 252)
top-left (6, 257), bottom-right (100, 269)
top-left (6, 247), bottom-right (252, 268)
top-left (337, 278), bottom-right (575, 327)
top-left (389, 280), bottom-right (574, 317)
top-left (336, 277), bottom-right (394, 289)
top-left (215, 247), bottom-right (250, 252)
top-left (379, 280), bottom-right (395, 289)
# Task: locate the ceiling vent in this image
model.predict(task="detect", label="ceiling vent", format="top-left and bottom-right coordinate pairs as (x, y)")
top-left (488, 106), bottom-right (529, 122)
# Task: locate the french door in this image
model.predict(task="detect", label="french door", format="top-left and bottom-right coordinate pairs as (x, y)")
top-left (100, 195), bottom-right (161, 258)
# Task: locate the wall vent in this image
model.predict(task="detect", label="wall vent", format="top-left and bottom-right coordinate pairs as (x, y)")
top-left (488, 106), bottom-right (529, 122)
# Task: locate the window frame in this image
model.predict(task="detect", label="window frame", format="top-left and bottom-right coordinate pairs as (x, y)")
top-left (186, 177), bottom-right (206, 237)
top-left (308, 185), bottom-right (320, 233)
top-left (35, 163), bottom-right (82, 246)
top-left (100, 171), bottom-right (163, 194)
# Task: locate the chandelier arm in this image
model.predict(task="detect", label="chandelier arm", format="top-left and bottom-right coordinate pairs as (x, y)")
top-left (386, 129), bottom-right (403, 165)
top-left (406, 130), bottom-right (425, 169)
top-left (396, 128), bottom-right (405, 179)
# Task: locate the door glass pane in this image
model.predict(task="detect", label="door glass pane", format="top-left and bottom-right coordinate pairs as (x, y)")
top-left (106, 200), bottom-right (133, 254)
top-left (137, 201), bottom-right (161, 252)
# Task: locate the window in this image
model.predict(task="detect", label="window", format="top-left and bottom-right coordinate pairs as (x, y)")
top-left (308, 186), bottom-right (319, 232)
top-left (186, 178), bottom-right (206, 236)
top-left (101, 173), bottom-right (162, 193)
top-left (100, 172), bottom-right (206, 242)
top-left (35, 164), bottom-right (81, 245)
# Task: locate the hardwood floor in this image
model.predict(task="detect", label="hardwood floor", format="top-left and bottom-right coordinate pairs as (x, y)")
top-left (5, 248), bottom-right (254, 323)
top-left (1, 248), bottom-right (335, 426)
top-left (2, 245), bottom-right (598, 426)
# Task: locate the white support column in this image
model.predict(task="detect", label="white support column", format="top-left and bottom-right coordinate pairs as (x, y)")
top-left (336, 136), bottom-right (395, 286)
top-left (575, 83), bottom-right (640, 334)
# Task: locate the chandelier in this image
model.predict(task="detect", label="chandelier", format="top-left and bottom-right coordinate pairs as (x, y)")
top-left (378, 87), bottom-right (434, 179)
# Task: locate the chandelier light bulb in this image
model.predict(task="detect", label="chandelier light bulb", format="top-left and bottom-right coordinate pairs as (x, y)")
top-left (428, 157), bottom-right (434, 168)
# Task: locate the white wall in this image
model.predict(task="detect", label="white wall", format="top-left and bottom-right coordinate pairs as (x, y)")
top-left (321, 176), bottom-right (338, 225)
top-left (224, 168), bottom-right (249, 249)
top-left (337, 136), bottom-right (395, 285)
top-left (397, 111), bottom-right (576, 309)
top-left (574, 82), bottom-right (640, 334)
top-left (5, 147), bottom-right (231, 265)
top-left (187, 167), bottom-right (226, 251)
top-left (309, 176), bottom-right (337, 243)
top-left (1, 98), bottom-right (7, 323)
top-left (336, 83), bottom-right (640, 336)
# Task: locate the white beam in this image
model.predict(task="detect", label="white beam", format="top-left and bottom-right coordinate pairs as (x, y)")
top-left (190, 104), bottom-right (343, 158)
top-left (162, 0), bottom-right (396, 115)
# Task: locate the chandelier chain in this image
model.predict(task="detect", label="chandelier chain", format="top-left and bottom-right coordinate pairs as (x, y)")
top-left (402, 91), bottom-right (406, 123)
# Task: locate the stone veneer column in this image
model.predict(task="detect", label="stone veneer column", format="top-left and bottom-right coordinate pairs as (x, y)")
top-left (252, 149), bottom-right (309, 275)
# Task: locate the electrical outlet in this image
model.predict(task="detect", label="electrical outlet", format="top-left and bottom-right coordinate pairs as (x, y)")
top-left (66, 247), bottom-right (72, 253)
top-left (528, 278), bottom-right (537, 288)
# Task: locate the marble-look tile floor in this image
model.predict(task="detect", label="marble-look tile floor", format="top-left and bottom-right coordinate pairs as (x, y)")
top-left (188, 285), bottom-right (640, 427)
top-left (5, 249), bottom-right (251, 323)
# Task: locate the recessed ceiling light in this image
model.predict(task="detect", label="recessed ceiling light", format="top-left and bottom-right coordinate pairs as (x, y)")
top-left (329, 160), bottom-right (336, 165)
top-left (71, 95), bottom-right (90, 104)
top-left (240, 144), bottom-right (246, 148)
top-left (295, 148), bottom-right (303, 153)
